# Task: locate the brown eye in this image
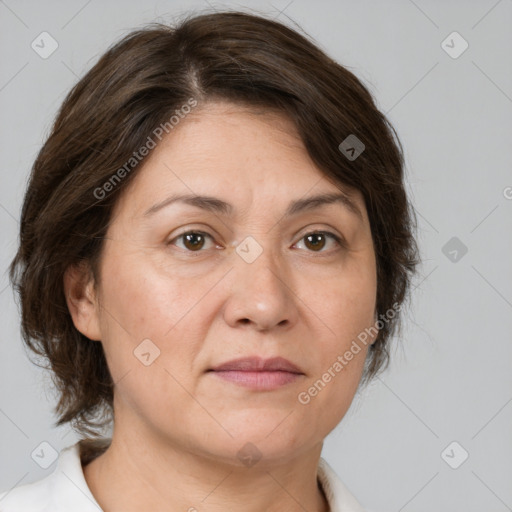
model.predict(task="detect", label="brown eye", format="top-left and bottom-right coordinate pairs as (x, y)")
top-left (170, 231), bottom-right (215, 252)
top-left (295, 231), bottom-right (343, 253)
top-left (304, 233), bottom-right (326, 251)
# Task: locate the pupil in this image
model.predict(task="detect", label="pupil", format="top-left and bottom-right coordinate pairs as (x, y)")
top-left (184, 233), bottom-right (204, 251)
top-left (306, 233), bottom-right (325, 251)
top-left (181, 233), bottom-right (326, 252)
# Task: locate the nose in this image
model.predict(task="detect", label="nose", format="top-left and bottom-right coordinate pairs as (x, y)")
top-left (222, 239), bottom-right (299, 332)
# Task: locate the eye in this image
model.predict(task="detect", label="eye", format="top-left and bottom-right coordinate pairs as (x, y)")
top-left (168, 229), bottom-right (344, 254)
top-left (294, 231), bottom-right (344, 253)
top-left (169, 230), bottom-right (217, 252)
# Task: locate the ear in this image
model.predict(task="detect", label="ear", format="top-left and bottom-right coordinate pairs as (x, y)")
top-left (63, 261), bottom-right (102, 341)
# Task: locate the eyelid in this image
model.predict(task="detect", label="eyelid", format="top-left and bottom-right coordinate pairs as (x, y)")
top-left (294, 223), bottom-right (347, 246)
top-left (293, 230), bottom-right (345, 252)
top-left (168, 227), bottom-right (346, 254)
top-left (168, 229), bottom-right (219, 250)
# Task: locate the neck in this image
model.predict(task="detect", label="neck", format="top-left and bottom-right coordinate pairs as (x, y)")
top-left (82, 424), bottom-right (330, 512)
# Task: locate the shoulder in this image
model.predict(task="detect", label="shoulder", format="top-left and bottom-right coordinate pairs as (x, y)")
top-left (0, 475), bottom-right (52, 512)
top-left (0, 440), bottom-right (106, 512)
top-left (317, 456), bottom-right (367, 512)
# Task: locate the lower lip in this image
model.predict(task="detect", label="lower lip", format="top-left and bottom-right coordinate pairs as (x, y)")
top-left (210, 370), bottom-right (302, 390)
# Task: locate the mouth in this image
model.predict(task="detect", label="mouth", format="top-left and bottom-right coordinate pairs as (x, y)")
top-left (207, 356), bottom-right (304, 391)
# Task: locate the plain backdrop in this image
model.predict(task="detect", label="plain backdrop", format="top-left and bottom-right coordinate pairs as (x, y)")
top-left (1, 1), bottom-right (511, 511)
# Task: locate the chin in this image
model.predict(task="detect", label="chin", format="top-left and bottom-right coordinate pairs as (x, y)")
top-left (194, 416), bottom-right (319, 468)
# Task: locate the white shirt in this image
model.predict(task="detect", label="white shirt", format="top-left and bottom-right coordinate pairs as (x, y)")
top-left (0, 442), bottom-right (366, 512)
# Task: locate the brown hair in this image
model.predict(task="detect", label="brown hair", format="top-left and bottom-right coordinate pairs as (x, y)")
top-left (9, 10), bottom-right (420, 437)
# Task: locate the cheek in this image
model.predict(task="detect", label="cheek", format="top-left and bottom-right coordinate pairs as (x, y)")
top-left (299, 331), bottom-right (369, 433)
top-left (298, 260), bottom-right (375, 415)
top-left (99, 245), bottom-right (199, 341)
top-left (96, 261), bottom-right (200, 424)
top-left (96, 248), bottom-right (212, 397)
top-left (313, 263), bottom-right (376, 343)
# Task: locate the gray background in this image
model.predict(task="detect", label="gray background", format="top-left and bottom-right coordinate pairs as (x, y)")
top-left (1, 1), bottom-right (511, 511)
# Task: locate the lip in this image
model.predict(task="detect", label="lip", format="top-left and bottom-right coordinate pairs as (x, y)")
top-left (208, 356), bottom-right (304, 391)
top-left (209, 356), bottom-right (303, 373)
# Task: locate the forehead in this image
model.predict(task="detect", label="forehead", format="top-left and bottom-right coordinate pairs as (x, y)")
top-left (112, 101), bottom-right (365, 220)
top-left (161, 100), bottom-right (310, 166)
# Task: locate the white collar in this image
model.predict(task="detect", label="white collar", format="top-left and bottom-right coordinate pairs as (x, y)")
top-left (0, 442), bottom-right (366, 512)
top-left (317, 457), bottom-right (367, 512)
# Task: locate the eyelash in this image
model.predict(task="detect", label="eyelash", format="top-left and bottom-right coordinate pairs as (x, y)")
top-left (168, 230), bottom-right (345, 255)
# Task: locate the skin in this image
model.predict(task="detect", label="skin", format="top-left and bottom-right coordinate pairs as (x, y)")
top-left (64, 100), bottom-right (378, 512)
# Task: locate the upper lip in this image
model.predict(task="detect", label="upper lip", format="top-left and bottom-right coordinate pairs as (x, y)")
top-left (209, 356), bottom-right (303, 374)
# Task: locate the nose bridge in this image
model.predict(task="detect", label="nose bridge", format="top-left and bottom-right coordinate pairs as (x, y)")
top-left (223, 233), bottom-right (298, 330)
top-left (234, 234), bottom-right (285, 289)
top-left (235, 232), bottom-right (271, 264)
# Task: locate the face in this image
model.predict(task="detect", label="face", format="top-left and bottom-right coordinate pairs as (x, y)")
top-left (70, 101), bottom-right (377, 467)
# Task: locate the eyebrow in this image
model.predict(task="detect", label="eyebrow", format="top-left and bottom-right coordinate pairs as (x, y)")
top-left (143, 191), bottom-right (363, 221)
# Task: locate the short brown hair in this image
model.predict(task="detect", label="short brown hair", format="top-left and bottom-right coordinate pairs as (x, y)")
top-left (9, 10), bottom-right (420, 437)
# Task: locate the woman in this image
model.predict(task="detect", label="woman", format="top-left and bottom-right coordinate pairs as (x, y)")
top-left (1, 10), bottom-right (419, 512)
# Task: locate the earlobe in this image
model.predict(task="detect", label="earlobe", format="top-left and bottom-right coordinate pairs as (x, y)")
top-left (63, 262), bottom-right (102, 341)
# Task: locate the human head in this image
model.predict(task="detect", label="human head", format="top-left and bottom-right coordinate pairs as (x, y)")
top-left (9, 10), bottom-right (419, 439)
